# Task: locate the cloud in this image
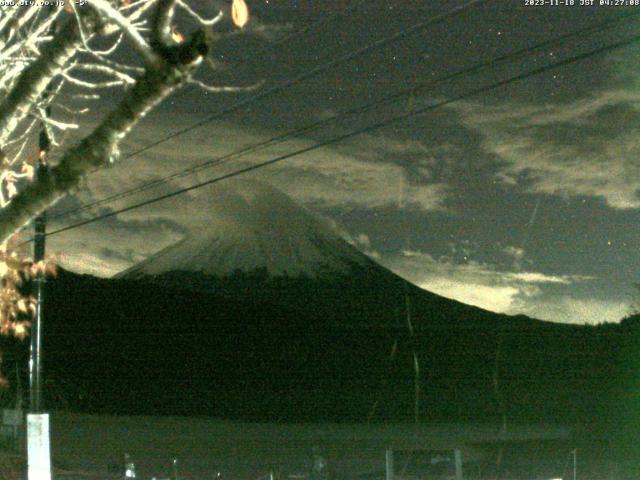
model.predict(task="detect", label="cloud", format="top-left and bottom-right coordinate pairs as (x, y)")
top-left (520, 296), bottom-right (630, 325)
top-left (349, 232), bottom-right (381, 259)
top-left (503, 245), bottom-right (525, 260)
top-left (48, 213), bottom-right (184, 277)
top-left (43, 114), bottom-right (448, 277)
top-left (382, 249), bottom-right (607, 324)
top-left (502, 245), bottom-right (527, 269)
top-left (457, 89), bottom-right (640, 209)
top-left (79, 116), bottom-right (449, 214)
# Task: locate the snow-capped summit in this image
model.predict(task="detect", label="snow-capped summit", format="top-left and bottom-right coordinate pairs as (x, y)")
top-left (117, 181), bottom-right (372, 280)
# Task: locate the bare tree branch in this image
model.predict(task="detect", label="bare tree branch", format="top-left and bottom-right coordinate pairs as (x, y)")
top-left (152, 0), bottom-right (178, 49)
top-left (188, 77), bottom-right (263, 93)
top-left (0, 11), bottom-right (101, 146)
top-left (176, 1), bottom-right (223, 27)
top-left (0, 27), bottom-right (212, 242)
top-left (90, 0), bottom-right (162, 69)
top-left (0, 0), bottom-right (253, 334)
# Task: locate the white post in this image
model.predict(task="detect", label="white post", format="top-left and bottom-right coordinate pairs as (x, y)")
top-left (385, 449), bottom-right (394, 480)
top-left (454, 449), bottom-right (463, 480)
top-left (26, 413), bottom-right (52, 480)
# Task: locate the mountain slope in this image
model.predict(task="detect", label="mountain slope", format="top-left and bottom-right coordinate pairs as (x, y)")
top-left (1, 182), bottom-right (631, 428)
top-left (117, 181), bottom-right (373, 280)
top-left (33, 267), bottom-right (627, 426)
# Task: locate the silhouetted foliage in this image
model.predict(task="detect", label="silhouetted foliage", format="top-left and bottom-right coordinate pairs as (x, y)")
top-left (0, 267), bottom-right (628, 434)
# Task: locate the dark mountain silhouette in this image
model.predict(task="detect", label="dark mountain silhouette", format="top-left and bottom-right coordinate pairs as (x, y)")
top-left (36, 267), bottom-right (636, 425)
top-left (3, 182), bottom-right (637, 438)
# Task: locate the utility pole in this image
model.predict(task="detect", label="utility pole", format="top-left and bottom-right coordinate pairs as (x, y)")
top-left (26, 122), bottom-right (52, 480)
top-left (26, 8), bottom-right (54, 478)
top-left (29, 133), bottom-right (48, 413)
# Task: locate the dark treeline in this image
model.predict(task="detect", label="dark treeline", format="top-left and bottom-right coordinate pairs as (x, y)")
top-left (3, 266), bottom-right (640, 446)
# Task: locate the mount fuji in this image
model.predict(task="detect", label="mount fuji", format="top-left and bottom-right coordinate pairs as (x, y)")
top-left (117, 181), bottom-right (376, 282)
top-left (7, 181), bottom-right (631, 426)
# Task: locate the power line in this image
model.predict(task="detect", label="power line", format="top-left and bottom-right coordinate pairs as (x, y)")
top-left (49, 11), bottom-right (639, 221)
top-left (112, 0), bottom-right (489, 162)
top-left (32, 32), bottom-right (639, 243)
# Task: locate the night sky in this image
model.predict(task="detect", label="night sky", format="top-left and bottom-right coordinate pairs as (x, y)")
top-left (42, 1), bottom-right (640, 324)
